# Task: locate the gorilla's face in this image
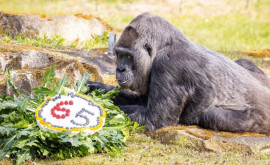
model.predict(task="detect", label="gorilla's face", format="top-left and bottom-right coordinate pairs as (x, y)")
top-left (115, 49), bottom-right (135, 88)
top-left (114, 26), bottom-right (154, 94)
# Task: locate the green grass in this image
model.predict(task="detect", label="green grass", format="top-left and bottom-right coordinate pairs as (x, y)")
top-left (173, 14), bottom-right (270, 51)
top-left (1, 133), bottom-right (270, 165)
top-left (0, 0), bottom-right (269, 51)
top-left (0, 32), bottom-right (109, 50)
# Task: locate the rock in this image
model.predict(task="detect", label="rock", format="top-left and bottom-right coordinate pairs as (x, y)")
top-left (0, 52), bottom-right (12, 72)
top-left (0, 44), bottom-right (118, 96)
top-left (6, 70), bottom-right (38, 96)
top-left (0, 12), bottom-right (109, 42)
top-left (56, 48), bottom-right (116, 77)
top-left (8, 50), bottom-right (53, 70)
top-left (0, 72), bottom-right (7, 94)
top-left (242, 49), bottom-right (270, 58)
top-left (150, 125), bottom-right (270, 154)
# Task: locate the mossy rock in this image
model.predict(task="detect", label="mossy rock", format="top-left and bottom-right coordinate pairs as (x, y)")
top-left (150, 125), bottom-right (270, 154)
top-left (243, 49), bottom-right (270, 58)
top-left (0, 44), bottom-right (118, 95)
top-left (0, 72), bottom-right (7, 94)
top-left (0, 12), bottom-right (109, 43)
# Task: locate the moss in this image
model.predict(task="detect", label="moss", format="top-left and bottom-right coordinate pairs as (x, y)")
top-left (74, 13), bottom-right (94, 20)
top-left (243, 49), bottom-right (270, 58)
top-left (0, 44), bottom-right (42, 53)
top-left (82, 63), bottom-right (101, 82)
top-left (75, 14), bottom-right (113, 31)
top-left (0, 29), bottom-right (6, 35)
top-left (92, 48), bottom-right (108, 56)
top-left (39, 14), bottom-right (46, 18)
top-left (102, 75), bottom-right (118, 86)
top-left (14, 69), bottom-right (46, 86)
top-left (0, 72), bottom-right (7, 94)
top-left (152, 125), bottom-right (266, 142)
top-left (7, 55), bottom-right (22, 70)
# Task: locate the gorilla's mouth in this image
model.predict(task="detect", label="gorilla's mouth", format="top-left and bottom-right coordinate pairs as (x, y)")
top-left (117, 79), bottom-right (130, 87)
top-left (120, 80), bottom-right (128, 84)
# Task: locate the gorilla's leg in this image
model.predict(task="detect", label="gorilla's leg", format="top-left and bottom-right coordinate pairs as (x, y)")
top-left (198, 107), bottom-right (267, 133)
top-left (235, 59), bottom-right (265, 75)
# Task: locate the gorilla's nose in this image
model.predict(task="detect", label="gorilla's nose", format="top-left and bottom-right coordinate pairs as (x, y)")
top-left (116, 67), bottom-right (126, 73)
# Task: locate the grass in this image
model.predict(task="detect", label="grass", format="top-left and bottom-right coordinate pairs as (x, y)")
top-left (0, 32), bottom-right (109, 50)
top-left (33, 133), bottom-right (270, 165)
top-left (0, 0), bottom-right (269, 51)
top-left (1, 133), bottom-right (270, 165)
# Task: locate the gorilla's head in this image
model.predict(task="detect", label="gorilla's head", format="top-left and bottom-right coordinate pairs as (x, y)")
top-left (114, 13), bottom-right (187, 94)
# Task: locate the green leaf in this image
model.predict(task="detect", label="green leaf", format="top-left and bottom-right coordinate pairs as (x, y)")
top-left (12, 120), bottom-right (30, 129)
top-left (0, 126), bottom-right (17, 136)
top-left (102, 87), bottom-right (121, 100)
top-left (0, 135), bottom-right (16, 159)
top-left (108, 117), bottom-right (126, 126)
top-left (6, 69), bottom-right (21, 96)
top-left (0, 95), bottom-right (13, 103)
top-left (72, 72), bottom-right (90, 93)
top-left (42, 64), bottom-right (55, 88)
top-left (61, 137), bottom-right (81, 147)
top-left (31, 87), bottom-right (56, 96)
top-left (13, 139), bottom-right (29, 149)
top-left (56, 74), bottom-right (69, 93)
top-left (16, 150), bottom-right (31, 164)
top-left (0, 100), bottom-right (17, 110)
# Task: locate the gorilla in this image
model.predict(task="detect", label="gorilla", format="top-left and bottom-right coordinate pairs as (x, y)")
top-left (87, 13), bottom-right (270, 134)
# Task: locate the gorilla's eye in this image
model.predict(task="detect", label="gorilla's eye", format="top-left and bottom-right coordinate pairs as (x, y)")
top-left (116, 53), bottom-right (122, 59)
top-left (127, 55), bottom-right (132, 60)
top-left (144, 43), bottom-right (152, 56)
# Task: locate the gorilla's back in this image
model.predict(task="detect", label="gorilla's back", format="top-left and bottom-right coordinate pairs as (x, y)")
top-left (193, 43), bottom-right (270, 112)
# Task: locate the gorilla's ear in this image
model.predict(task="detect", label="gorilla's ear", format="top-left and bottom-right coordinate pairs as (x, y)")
top-left (144, 43), bottom-right (152, 57)
top-left (118, 26), bottom-right (139, 49)
top-left (124, 26), bottom-right (139, 41)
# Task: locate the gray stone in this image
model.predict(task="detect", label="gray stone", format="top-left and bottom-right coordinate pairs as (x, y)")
top-left (55, 49), bottom-right (117, 78)
top-left (6, 70), bottom-right (38, 96)
top-left (0, 13), bottom-right (107, 42)
top-left (0, 52), bottom-right (13, 72)
top-left (7, 50), bottom-right (53, 70)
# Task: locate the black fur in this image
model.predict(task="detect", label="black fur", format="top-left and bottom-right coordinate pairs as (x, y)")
top-left (87, 13), bottom-right (270, 134)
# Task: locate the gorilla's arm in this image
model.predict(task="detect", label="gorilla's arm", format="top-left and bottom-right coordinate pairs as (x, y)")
top-left (86, 81), bottom-right (147, 106)
top-left (128, 53), bottom-right (192, 130)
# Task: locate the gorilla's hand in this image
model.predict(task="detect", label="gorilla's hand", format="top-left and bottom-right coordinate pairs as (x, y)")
top-left (86, 81), bottom-right (115, 93)
top-left (86, 81), bottom-right (106, 92)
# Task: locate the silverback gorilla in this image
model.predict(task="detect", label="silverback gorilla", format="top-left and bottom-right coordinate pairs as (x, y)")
top-left (87, 13), bottom-right (270, 134)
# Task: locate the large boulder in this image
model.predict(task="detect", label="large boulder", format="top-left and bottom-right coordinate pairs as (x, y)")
top-left (0, 44), bottom-right (117, 96)
top-left (0, 12), bottom-right (109, 42)
top-left (151, 125), bottom-right (270, 154)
